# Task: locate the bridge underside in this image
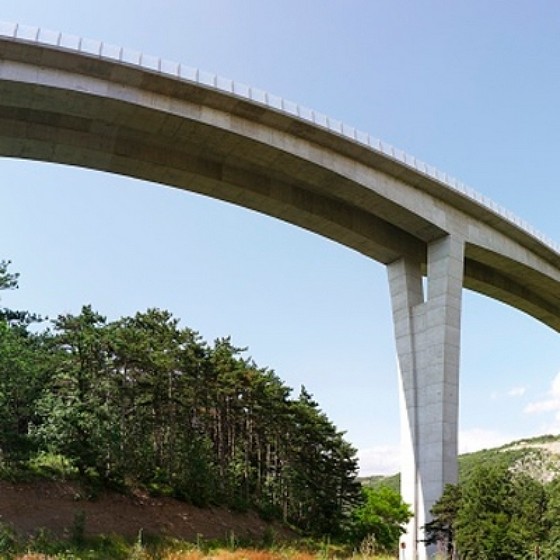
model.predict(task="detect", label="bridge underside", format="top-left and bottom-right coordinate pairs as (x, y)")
top-left (1, 79), bottom-right (560, 331)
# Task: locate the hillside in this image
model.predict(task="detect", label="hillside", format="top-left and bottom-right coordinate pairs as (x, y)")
top-left (0, 479), bottom-right (295, 542)
top-left (0, 288), bottom-right (361, 538)
top-left (360, 432), bottom-right (560, 491)
top-left (6, 433), bottom-right (560, 543)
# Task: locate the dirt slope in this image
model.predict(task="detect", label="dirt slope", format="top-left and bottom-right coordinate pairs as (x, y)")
top-left (0, 481), bottom-right (294, 541)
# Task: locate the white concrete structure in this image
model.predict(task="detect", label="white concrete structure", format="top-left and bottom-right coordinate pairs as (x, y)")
top-left (388, 236), bottom-right (464, 557)
top-left (1, 23), bottom-right (560, 559)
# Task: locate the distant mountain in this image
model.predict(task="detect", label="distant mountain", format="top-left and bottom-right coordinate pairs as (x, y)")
top-left (359, 433), bottom-right (560, 492)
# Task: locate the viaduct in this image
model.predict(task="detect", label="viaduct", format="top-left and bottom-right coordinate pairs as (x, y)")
top-left (2, 22), bottom-right (560, 559)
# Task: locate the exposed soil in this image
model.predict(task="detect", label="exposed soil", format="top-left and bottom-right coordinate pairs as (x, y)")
top-left (0, 481), bottom-right (295, 542)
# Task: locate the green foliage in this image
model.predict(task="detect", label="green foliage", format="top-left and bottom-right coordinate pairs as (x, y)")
top-left (0, 260), bottom-right (362, 538)
top-left (535, 476), bottom-right (560, 559)
top-left (0, 260), bottom-right (18, 293)
top-left (0, 529), bottom-right (135, 559)
top-left (348, 486), bottom-right (411, 554)
top-left (0, 312), bottom-right (52, 464)
top-left (70, 510), bottom-right (86, 545)
top-left (424, 483), bottom-right (461, 557)
top-left (455, 463), bottom-right (547, 559)
top-left (28, 452), bottom-right (79, 479)
top-left (427, 461), bottom-right (551, 559)
top-left (0, 522), bottom-right (18, 557)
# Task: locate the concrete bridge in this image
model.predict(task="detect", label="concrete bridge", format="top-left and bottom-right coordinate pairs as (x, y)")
top-left (2, 22), bottom-right (560, 559)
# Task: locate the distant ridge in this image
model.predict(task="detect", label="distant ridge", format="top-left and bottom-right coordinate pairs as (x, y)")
top-left (360, 433), bottom-right (560, 493)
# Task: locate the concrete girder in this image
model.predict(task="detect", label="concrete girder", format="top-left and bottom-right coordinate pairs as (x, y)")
top-left (465, 258), bottom-right (560, 332)
top-left (0, 103), bottom-right (426, 265)
top-left (1, 74), bottom-right (559, 332)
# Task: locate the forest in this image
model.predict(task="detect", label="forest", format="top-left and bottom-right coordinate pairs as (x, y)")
top-left (0, 259), bottom-right (410, 555)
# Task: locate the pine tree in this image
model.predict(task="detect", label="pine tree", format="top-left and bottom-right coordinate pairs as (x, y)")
top-left (33, 306), bottom-right (118, 478)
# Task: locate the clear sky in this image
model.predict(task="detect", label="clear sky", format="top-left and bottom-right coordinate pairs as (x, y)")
top-left (2, 1), bottom-right (560, 475)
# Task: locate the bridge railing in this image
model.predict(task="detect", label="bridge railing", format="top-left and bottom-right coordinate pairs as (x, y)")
top-left (1, 21), bottom-right (559, 255)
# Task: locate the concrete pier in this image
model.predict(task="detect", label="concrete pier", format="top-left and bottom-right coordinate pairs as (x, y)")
top-left (388, 236), bottom-right (464, 559)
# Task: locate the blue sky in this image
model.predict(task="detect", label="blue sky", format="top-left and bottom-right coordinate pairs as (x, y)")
top-left (2, 1), bottom-right (560, 475)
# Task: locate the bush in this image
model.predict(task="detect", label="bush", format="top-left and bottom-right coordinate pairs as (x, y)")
top-left (347, 486), bottom-right (411, 553)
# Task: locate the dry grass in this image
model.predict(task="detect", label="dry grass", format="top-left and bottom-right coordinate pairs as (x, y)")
top-left (13, 547), bottom-right (397, 560)
top-left (159, 551), bottom-right (321, 560)
top-left (157, 553), bottom-right (388, 560)
top-left (159, 550), bottom-right (394, 560)
top-left (162, 551), bottom-right (206, 560)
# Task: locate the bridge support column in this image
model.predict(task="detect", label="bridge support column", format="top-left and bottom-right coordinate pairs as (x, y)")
top-left (387, 235), bottom-right (464, 560)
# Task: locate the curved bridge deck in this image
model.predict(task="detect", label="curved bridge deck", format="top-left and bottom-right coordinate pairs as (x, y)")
top-left (1, 22), bottom-right (559, 330)
top-left (1, 22), bottom-right (559, 559)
